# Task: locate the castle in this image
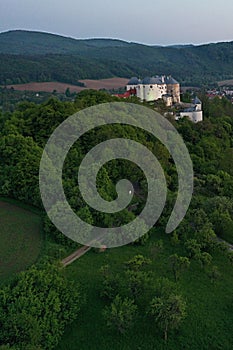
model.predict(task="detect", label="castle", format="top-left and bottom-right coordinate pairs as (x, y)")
top-left (126, 76), bottom-right (180, 105)
top-left (116, 75), bottom-right (203, 123)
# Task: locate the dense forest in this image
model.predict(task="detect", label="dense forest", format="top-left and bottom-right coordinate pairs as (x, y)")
top-left (0, 90), bottom-right (233, 349)
top-left (0, 86), bottom-right (77, 112)
top-left (1, 30), bottom-right (233, 86)
top-left (0, 54), bottom-right (132, 86)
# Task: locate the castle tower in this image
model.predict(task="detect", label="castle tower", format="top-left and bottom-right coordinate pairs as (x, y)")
top-left (165, 76), bottom-right (180, 104)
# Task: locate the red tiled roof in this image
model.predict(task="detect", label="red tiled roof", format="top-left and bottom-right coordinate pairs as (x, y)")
top-left (114, 88), bottom-right (136, 98)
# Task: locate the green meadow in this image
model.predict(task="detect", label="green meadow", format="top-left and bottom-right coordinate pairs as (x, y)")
top-left (0, 199), bottom-right (43, 281)
top-left (57, 231), bottom-right (233, 350)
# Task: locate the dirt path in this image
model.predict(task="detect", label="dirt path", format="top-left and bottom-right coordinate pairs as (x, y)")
top-left (61, 233), bottom-right (106, 267)
top-left (61, 235), bottom-right (233, 268)
top-left (61, 245), bottom-right (92, 267)
top-left (61, 184), bottom-right (144, 267)
top-left (217, 237), bottom-right (233, 251)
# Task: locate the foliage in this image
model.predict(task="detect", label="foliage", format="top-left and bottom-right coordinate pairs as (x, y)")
top-left (125, 254), bottom-right (152, 270)
top-left (103, 295), bottom-right (137, 334)
top-left (0, 264), bottom-right (81, 349)
top-left (198, 252), bottom-right (213, 269)
top-left (99, 265), bottom-right (121, 301)
top-left (208, 265), bottom-right (221, 283)
top-left (169, 254), bottom-right (190, 282)
top-left (185, 239), bottom-right (202, 259)
top-left (1, 31), bottom-right (233, 85)
top-left (0, 88), bottom-right (233, 349)
top-left (150, 293), bottom-right (186, 341)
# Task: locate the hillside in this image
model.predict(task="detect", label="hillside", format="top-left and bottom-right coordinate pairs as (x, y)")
top-left (0, 54), bottom-right (135, 86)
top-left (0, 30), bottom-right (233, 86)
top-left (0, 30), bottom-right (132, 55)
top-left (0, 91), bottom-right (233, 349)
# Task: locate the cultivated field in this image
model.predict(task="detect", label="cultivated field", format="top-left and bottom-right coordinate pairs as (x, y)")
top-left (218, 79), bottom-right (233, 87)
top-left (79, 77), bottom-right (129, 90)
top-left (0, 200), bottom-right (43, 281)
top-left (6, 82), bottom-right (85, 93)
top-left (6, 78), bottom-right (129, 93)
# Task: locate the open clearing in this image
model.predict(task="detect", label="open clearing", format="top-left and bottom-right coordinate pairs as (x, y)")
top-left (5, 78), bottom-right (129, 93)
top-left (56, 230), bottom-right (233, 350)
top-left (79, 77), bottom-right (129, 89)
top-left (218, 79), bottom-right (233, 86)
top-left (0, 200), bottom-right (43, 281)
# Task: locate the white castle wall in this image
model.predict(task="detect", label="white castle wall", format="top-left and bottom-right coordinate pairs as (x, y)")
top-left (180, 110), bottom-right (203, 123)
top-left (136, 84), bottom-right (143, 100)
top-left (136, 84), bottom-right (168, 102)
top-left (127, 76), bottom-right (180, 104)
top-left (126, 84), bottom-right (137, 91)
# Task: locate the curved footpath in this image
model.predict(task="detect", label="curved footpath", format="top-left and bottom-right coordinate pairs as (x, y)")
top-left (61, 237), bottom-right (233, 267)
top-left (61, 245), bottom-right (92, 267)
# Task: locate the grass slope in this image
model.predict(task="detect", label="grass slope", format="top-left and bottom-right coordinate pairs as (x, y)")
top-left (56, 231), bottom-right (233, 350)
top-left (0, 200), bottom-right (43, 281)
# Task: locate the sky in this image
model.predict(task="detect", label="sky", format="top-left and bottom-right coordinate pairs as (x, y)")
top-left (0, 0), bottom-right (233, 45)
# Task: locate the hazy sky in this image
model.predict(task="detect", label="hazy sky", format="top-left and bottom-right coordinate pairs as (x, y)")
top-left (0, 0), bottom-right (233, 45)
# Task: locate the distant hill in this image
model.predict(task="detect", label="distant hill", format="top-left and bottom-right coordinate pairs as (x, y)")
top-left (166, 44), bottom-right (195, 48)
top-left (0, 30), bottom-right (132, 55)
top-left (0, 30), bottom-right (233, 86)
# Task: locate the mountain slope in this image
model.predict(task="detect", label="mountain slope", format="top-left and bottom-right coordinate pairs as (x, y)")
top-left (0, 30), bottom-right (233, 86)
top-left (0, 30), bottom-right (132, 55)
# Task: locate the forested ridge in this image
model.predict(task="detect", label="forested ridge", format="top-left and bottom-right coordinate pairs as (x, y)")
top-left (1, 30), bottom-right (233, 86)
top-left (0, 91), bottom-right (233, 348)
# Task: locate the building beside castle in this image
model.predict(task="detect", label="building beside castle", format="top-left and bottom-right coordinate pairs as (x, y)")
top-left (177, 97), bottom-right (203, 123)
top-left (126, 76), bottom-right (180, 104)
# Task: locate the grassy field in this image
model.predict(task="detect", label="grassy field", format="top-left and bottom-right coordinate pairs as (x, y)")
top-left (218, 79), bottom-right (233, 87)
top-left (0, 200), bottom-right (43, 281)
top-left (1, 197), bottom-right (232, 349)
top-left (6, 78), bottom-right (128, 93)
top-left (56, 231), bottom-right (233, 350)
